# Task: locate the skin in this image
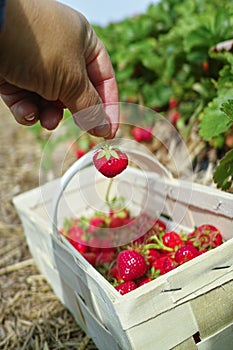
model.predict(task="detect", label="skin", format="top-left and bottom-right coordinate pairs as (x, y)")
top-left (0, 0), bottom-right (119, 138)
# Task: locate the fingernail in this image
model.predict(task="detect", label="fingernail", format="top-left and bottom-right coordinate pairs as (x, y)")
top-left (24, 113), bottom-right (36, 121)
top-left (92, 120), bottom-right (111, 137)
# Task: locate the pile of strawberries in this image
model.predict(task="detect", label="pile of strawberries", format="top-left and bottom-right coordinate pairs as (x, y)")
top-left (61, 207), bottom-right (224, 295)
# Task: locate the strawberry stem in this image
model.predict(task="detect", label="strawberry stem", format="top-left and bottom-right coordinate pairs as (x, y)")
top-left (105, 178), bottom-right (114, 208)
top-left (145, 235), bottom-right (173, 252)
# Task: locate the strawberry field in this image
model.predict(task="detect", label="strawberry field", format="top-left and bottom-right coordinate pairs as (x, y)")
top-left (1, 0), bottom-right (233, 349)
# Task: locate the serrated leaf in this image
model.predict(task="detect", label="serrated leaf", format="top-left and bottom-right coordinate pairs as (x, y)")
top-left (199, 110), bottom-right (232, 140)
top-left (199, 93), bottom-right (233, 141)
top-left (213, 149), bottom-right (233, 190)
top-left (220, 100), bottom-right (233, 121)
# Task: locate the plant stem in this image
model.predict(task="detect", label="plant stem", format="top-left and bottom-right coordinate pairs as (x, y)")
top-left (105, 178), bottom-right (114, 208)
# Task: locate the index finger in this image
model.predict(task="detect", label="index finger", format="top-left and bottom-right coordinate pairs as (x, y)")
top-left (86, 38), bottom-right (119, 138)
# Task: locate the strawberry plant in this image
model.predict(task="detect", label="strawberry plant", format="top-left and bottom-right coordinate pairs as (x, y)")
top-left (93, 0), bottom-right (233, 191)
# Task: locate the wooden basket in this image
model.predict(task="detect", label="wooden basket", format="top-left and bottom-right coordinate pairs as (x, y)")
top-left (13, 149), bottom-right (233, 350)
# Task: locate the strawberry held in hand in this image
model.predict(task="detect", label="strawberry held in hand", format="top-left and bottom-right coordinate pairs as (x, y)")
top-left (93, 145), bottom-right (128, 178)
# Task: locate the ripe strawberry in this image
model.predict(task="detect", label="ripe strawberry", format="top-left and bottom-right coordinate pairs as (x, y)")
top-left (88, 217), bottom-right (105, 233)
top-left (137, 276), bottom-right (152, 287)
top-left (163, 256), bottom-right (177, 273)
top-left (67, 225), bottom-right (85, 242)
top-left (175, 245), bottom-right (199, 265)
top-left (162, 231), bottom-right (183, 250)
top-left (146, 248), bottom-right (160, 267)
top-left (169, 97), bottom-right (179, 109)
top-left (115, 281), bottom-right (137, 295)
top-left (109, 216), bottom-right (125, 228)
top-left (171, 111), bottom-right (181, 125)
top-left (76, 148), bottom-right (86, 159)
top-left (152, 219), bottom-right (166, 234)
top-left (188, 224), bottom-right (223, 250)
top-left (131, 126), bottom-right (153, 142)
top-left (108, 265), bottom-right (121, 280)
top-left (69, 239), bottom-right (88, 254)
top-left (93, 145), bottom-right (128, 178)
top-left (96, 250), bottom-right (116, 266)
top-left (82, 252), bottom-right (97, 266)
top-left (117, 249), bottom-right (147, 281)
top-left (152, 255), bottom-right (176, 275)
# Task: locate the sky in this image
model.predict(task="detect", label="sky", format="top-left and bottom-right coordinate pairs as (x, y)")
top-left (57, 0), bottom-right (160, 26)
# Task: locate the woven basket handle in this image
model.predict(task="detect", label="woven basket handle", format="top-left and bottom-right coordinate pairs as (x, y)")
top-left (52, 148), bottom-right (172, 239)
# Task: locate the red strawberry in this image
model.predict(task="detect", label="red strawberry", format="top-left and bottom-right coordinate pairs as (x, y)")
top-left (88, 237), bottom-right (102, 252)
top-left (188, 224), bottom-right (223, 250)
top-left (163, 256), bottom-right (177, 273)
top-left (82, 252), bottom-right (97, 266)
top-left (152, 255), bottom-right (176, 275)
top-left (146, 248), bottom-right (160, 266)
top-left (171, 111), bottom-right (181, 125)
top-left (117, 249), bottom-right (147, 281)
top-left (93, 145), bottom-right (128, 178)
top-left (109, 217), bottom-right (125, 228)
top-left (88, 217), bottom-right (105, 233)
top-left (108, 265), bottom-right (121, 280)
top-left (169, 98), bottom-right (179, 109)
top-left (131, 126), bottom-right (153, 142)
top-left (175, 245), bottom-right (199, 264)
top-left (162, 231), bottom-right (183, 250)
top-left (69, 240), bottom-right (88, 254)
top-left (96, 251), bottom-right (116, 266)
top-left (76, 148), bottom-right (86, 159)
top-left (115, 281), bottom-right (137, 295)
top-left (152, 219), bottom-right (166, 234)
top-left (67, 225), bottom-right (85, 242)
top-left (137, 276), bottom-right (152, 287)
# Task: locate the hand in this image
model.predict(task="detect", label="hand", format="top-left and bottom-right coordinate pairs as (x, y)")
top-left (0, 0), bottom-right (118, 138)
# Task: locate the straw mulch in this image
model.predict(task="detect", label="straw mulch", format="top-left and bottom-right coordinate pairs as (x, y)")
top-left (0, 101), bottom-right (97, 350)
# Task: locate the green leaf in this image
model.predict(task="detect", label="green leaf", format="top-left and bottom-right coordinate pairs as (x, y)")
top-left (199, 109), bottom-right (232, 141)
top-left (213, 149), bottom-right (233, 190)
top-left (220, 100), bottom-right (233, 121)
top-left (199, 91), bottom-right (233, 141)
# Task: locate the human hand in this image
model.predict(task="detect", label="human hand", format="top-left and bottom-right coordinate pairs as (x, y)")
top-left (0, 0), bottom-right (118, 138)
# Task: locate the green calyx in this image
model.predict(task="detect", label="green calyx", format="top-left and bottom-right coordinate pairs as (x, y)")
top-left (96, 145), bottom-right (120, 161)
